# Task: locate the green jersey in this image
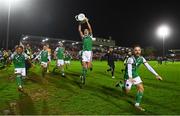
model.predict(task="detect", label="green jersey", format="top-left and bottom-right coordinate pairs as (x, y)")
top-left (82, 35), bottom-right (92, 51)
top-left (11, 52), bottom-right (28, 68)
top-left (124, 56), bottom-right (146, 79)
top-left (35, 50), bottom-right (50, 62)
top-left (41, 50), bottom-right (49, 62)
top-left (64, 54), bottom-right (71, 61)
top-left (55, 47), bottom-right (64, 60)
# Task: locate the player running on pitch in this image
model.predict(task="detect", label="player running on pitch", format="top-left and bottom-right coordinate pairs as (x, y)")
top-left (33, 45), bottom-right (51, 77)
top-left (78, 17), bottom-right (94, 84)
top-left (105, 47), bottom-right (117, 78)
top-left (116, 45), bottom-right (163, 111)
top-left (64, 51), bottom-right (72, 69)
top-left (46, 44), bottom-right (51, 73)
top-left (53, 42), bottom-right (65, 77)
top-left (11, 45), bottom-right (29, 92)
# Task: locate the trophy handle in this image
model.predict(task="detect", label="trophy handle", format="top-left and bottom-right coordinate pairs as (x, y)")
top-left (75, 15), bottom-right (79, 21)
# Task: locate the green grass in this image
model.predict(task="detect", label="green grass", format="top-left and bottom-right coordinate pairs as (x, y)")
top-left (0, 61), bottom-right (180, 115)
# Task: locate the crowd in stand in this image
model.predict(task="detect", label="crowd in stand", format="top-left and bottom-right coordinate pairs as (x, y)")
top-left (0, 41), bottom-right (177, 68)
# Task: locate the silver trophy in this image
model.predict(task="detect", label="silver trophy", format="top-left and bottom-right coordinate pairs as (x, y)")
top-left (75, 13), bottom-right (87, 23)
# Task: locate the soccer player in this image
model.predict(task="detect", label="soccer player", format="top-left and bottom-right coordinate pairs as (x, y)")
top-left (78, 17), bottom-right (93, 84)
top-left (46, 44), bottom-right (52, 73)
top-left (11, 45), bottom-right (29, 92)
top-left (33, 45), bottom-right (51, 77)
top-left (105, 47), bottom-right (116, 78)
top-left (116, 45), bottom-right (163, 111)
top-left (64, 51), bottom-right (72, 69)
top-left (24, 44), bottom-right (32, 75)
top-left (53, 42), bottom-right (65, 77)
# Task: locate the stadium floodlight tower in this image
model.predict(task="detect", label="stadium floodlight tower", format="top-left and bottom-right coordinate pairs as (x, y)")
top-left (157, 24), bottom-right (170, 57)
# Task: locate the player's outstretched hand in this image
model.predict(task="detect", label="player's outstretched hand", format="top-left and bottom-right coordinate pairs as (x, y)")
top-left (156, 75), bottom-right (163, 81)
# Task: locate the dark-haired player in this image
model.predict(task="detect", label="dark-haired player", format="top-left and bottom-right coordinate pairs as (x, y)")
top-left (11, 45), bottom-right (29, 92)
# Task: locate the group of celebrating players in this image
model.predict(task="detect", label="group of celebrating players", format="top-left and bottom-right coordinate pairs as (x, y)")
top-left (9, 16), bottom-right (163, 111)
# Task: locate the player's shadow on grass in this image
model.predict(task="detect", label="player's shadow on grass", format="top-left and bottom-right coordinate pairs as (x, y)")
top-left (17, 93), bottom-right (36, 115)
top-left (95, 71), bottom-right (112, 77)
top-left (50, 71), bottom-right (83, 89)
top-left (144, 77), bottom-right (178, 85)
top-left (26, 72), bottom-right (44, 84)
top-left (100, 86), bottom-right (156, 114)
top-left (142, 95), bottom-right (178, 114)
top-left (65, 71), bottom-right (83, 88)
top-left (47, 76), bottom-right (78, 94)
top-left (139, 82), bottom-right (180, 114)
top-left (85, 84), bottom-right (149, 115)
top-left (0, 84), bottom-right (8, 91)
top-left (41, 99), bottom-right (49, 115)
top-left (145, 81), bottom-right (180, 92)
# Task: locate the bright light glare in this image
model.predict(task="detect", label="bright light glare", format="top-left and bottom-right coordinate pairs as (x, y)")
top-left (22, 36), bottom-right (28, 40)
top-left (0, 0), bottom-right (26, 7)
top-left (92, 37), bottom-right (96, 41)
top-left (157, 25), bottom-right (170, 38)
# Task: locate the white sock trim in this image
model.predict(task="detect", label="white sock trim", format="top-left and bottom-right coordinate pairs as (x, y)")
top-left (135, 103), bottom-right (140, 106)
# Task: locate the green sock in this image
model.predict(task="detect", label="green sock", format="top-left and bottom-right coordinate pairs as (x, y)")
top-left (82, 67), bottom-right (87, 77)
top-left (53, 67), bottom-right (57, 72)
top-left (135, 91), bottom-right (143, 105)
top-left (119, 81), bottom-right (124, 88)
top-left (16, 75), bottom-right (22, 87)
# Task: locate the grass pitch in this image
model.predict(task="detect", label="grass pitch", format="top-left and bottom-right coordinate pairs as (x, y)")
top-left (0, 61), bottom-right (180, 115)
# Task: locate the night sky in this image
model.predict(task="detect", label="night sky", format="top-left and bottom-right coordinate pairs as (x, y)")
top-left (0, 0), bottom-right (180, 50)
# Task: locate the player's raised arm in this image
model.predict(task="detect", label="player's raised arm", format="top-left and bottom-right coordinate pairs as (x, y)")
top-left (143, 57), bottom-right (163, 80)
top-left (78, 24), bottom-right (84, 38)
top-left (85, 18), bottom-right (93, 35)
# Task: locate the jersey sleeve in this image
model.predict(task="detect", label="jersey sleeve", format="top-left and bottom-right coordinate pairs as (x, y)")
top-left (143, 57), bottom-right (158, 76)
top-left (127, 63), bottom-right (133, 78)
top-left (142, 57), bottom-right (147, 63)
top-left (55, 47), bottom-right (58, 52)
top-left (23, 53), bottom-right (30, 60)
top-left (127, 57), bottom-right (133, 78)
top-left (90, 34), bottom-right (93, 38)
top-left (34, 51), bottom-right (41, 60)
top-left (127, 57), bottom-right (134, 64)
top-left (10, 52), bottom-right (15, 60)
